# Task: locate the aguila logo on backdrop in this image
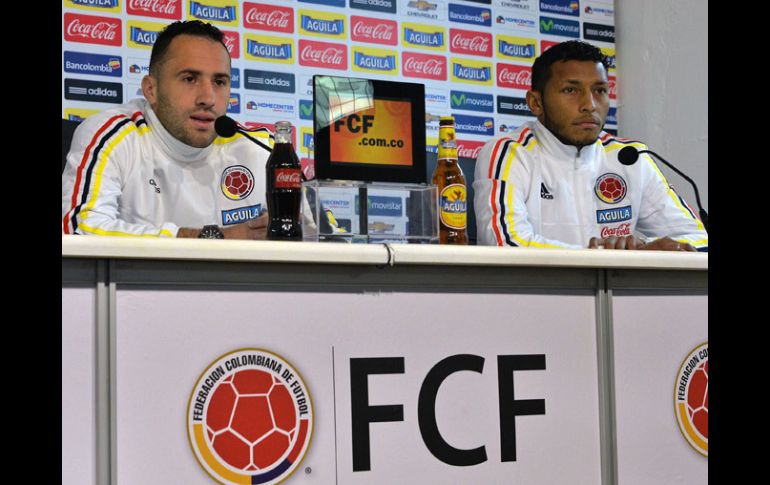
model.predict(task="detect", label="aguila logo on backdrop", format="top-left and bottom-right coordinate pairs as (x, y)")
top-left (187, 349), bottom-right (313, 485)
top-left (674, 342), bottom-right (708, 457)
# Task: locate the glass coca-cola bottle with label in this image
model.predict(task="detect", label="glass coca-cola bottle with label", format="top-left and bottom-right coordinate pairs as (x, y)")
top-left (266, 121), bottom-right (302, 241)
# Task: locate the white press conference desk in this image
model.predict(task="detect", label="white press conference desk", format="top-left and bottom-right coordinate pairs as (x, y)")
top-left (62, 235), bottom-right (707, 485)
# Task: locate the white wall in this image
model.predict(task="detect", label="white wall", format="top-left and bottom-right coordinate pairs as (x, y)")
top-left (615, 0), bottom-right (708, 211)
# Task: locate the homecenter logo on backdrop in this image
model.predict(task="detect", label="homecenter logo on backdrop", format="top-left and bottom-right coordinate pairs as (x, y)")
top-left (449, 29), bottom-right (492, 57)
top-left (299, 9), bottom-right (346, 38)
top-left (127, 20), bottom-right (164, 49)
top-left (244, 69), bottom-right (295, 93)
top-left (350, 0), bottom-right (397, 14)
top-left (245, 34), bottom-right (294, 64)
top-left (451, 90), bottom-right (493, 113)
top-left (351, 16), bottom-right (398, 46)
top-left (243, 2), bottom-right (294, 33)
top-left (64, 51), bottom-right (122, 77)
top-left (298, 39), bottom-right (348, 70)
top-left (245, 95), bottom-right (296, 117)
top-left (496, 35), bottom-right (537, 62)
top-left (65, 78), bottom-right (123, 103)
top-left (188, 0), bottom-right (238, 26)
top-left (539, 16), bottom-right (580, 38)
top-left (453, 114), bottom-right (494, 136)
top-left (495, 10), bottom-right (536, 32)
top-left (539, 0), bottom-right (580, 17)
top-left (402, 52), bottom-right (447, 80)
top-left (448, 4), bottom-right (491, 27)
top-left (64, 13), bottom-right (122, 46)
top-left (126, 0), bottom-right (181, 20)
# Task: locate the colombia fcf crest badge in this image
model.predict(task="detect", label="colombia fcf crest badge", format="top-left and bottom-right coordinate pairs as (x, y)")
top-left (221, 165), bottom-right (255, 200)
top-left (188, 349), bottom-right (313, 484)
top-left (674, 342), bottom-right (708, 457)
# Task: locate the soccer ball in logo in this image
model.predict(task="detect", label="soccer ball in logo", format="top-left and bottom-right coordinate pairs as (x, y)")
top-left (686, 361), bottom-right (708, 440)
top-left (221, 166), bottom-right (254, 200)
top-left (595, 173), bottom-right (627, 204)
top-left (206, 369), bottom-right (297, 471)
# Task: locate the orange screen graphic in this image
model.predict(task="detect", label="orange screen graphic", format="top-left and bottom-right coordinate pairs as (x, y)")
top-left (330, 99), bottom-right (413, 167)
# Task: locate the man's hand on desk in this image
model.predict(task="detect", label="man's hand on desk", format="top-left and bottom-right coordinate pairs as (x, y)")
top-left (588, 235), bottom-right (696, 251)
top-left (177, 212), bottom-right (269, 240)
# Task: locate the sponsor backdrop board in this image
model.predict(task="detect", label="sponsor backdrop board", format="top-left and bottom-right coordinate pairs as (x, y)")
top-left (611, 292), bottom-right (708, 483)
top-left (115, 289), bottom-right (601, 483)
top-left (62, 0), bottom-right (618, 165)
top-left (62, 287), bottom-right (97, 485)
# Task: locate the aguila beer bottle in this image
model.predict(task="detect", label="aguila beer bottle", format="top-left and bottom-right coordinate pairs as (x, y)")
top-left (432, 116), bottom-right (468, 245)
top-left (266, 121), bottom-right (303, 241)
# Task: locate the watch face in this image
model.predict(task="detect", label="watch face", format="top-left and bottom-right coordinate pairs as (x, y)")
top-left (199, 225), bottom-right (224, 239)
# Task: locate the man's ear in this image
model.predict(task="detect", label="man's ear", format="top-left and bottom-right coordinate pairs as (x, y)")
top-left (526, 90), bottom-right (543, 118)
top-left (142, 75), bottom-right (157, 109)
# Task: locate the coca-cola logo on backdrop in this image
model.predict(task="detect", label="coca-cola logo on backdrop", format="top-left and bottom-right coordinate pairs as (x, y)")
top-left (608, 75), bottom-right (617, 100)
top-left (298, 40), bottom-right (347, 70)
top-left (243, 2), bottom-right (294, 34)
top-left (222, 31), bottom-right (240, 59)
top-left (456, 139), bottom-right (485, 160)
top-left (449, 29), bottom-right (492, 57)
top-left (402, 52), bottom-right (447, 81)
top-left (496, 63), bottom-right (531, 90)
top-left (350, 16), bottom-right (397, 46)
top-left (64, 13), bottom-right (122, 47)
top-left (126, 0), bottom-right (181, 20)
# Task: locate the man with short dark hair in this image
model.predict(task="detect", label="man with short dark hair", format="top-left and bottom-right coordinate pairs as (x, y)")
top-left (473, 40), bottom-right (707, 251)
top-left (62, 20), bottom-right (270, 239)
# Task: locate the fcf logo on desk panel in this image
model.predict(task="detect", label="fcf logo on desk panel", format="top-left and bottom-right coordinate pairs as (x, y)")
top-left (349, 353), bottom-right (546, 471)
top-left (675, 343), bottom-right (708, 457)
top-left (187, 349), bottom-right (313, 485)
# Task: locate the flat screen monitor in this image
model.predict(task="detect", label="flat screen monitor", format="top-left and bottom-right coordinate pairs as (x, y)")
top-left (313, 75), bottom-right (426, 184)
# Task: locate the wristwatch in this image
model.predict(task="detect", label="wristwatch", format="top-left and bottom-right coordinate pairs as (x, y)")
top-left (198, 225), bottom-right (224, 239)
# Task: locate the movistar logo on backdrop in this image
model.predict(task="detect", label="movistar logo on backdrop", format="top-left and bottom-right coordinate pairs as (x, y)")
top-left (539, 16), bottom-right (579, 38)
top-left (450, 90), bottom-right (494, 113)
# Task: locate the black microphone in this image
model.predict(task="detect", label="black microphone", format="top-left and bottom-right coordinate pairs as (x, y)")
top-left (215, 115), bottom-right (272, 152)
top-left (618, 145), bottom-right (708, 232)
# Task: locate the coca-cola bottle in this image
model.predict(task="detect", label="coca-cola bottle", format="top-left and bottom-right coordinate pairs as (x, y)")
top-left (266, 121), bottom-right (302, 241)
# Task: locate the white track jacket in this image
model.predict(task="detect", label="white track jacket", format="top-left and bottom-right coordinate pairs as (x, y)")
top-left (473, 120), bottom-right (708, 250)
top-left (62, 98), bottom-right (271, 237)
